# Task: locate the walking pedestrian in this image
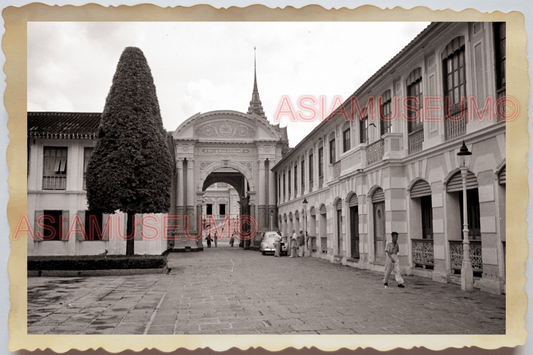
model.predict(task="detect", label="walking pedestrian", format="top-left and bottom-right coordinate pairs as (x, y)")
top-left (206, 233), bottom-right (212, 248)
top-left (290, 230), bottom-right (298, 257)
top-left (298, 230), bottom-right (305, 257)
top-left (214, 232), bottom-right (218, 247)
top-left (229, 233), bottom-right (235, 247)
top-left (383, 231), bottom-right (405, 288)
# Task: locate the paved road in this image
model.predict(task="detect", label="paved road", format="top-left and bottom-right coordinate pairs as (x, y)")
top-left (27, 243), bottom-right (505, 335)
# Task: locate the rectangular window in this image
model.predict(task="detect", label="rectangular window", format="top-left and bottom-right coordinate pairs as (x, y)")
top-left (206, 204), bottom-right (213, 215)
top-left (283, 174), bottom-right (286, 200)
top-left (380, 90), bottom-right (392, 135)
top-left (343, 128), bottom-right (350, 152)
top-left (43, 147), bottom-right (67, 190)
top-left (83, 147), bottom-right (94, 190)
top-left (318, 148), bottom-right (323, 177)
top-left (407, 74), bottom-right (424, 154)
top-left (42, 210), bottom-right (63, 241)
top-left (407, 78), bottom-right (423, 131)
top-left (329, 139), bottom-right (336, 164)
top-left (420, 196), bottom-right (433, 239)
top-left (309, 154), bottom-right (314, 183)
top-left (443, 40), bottom-right (467, 140)
top-left (288, 171), bottom-right (291, 196)
top-left (219, 204), bottom-right (226, 216)
top-left (301, 159), bottom-right (305, 190)
top-left (85, 210), bottom-right (104, 240)
top-left (359, 115), bottom-right (368, 144)
top-left (294, 165), bottom-right (297, 193)
top-left (493, 22), bottom-right (506, 98)
top-left (459, 189), bottom-right (481, 239)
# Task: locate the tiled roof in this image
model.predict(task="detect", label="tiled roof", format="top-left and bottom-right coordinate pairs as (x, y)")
top-left (28, 112), bottom-right (101, 140)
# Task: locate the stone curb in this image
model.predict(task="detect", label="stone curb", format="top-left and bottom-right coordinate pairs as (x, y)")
top-left (28, 267), bottom-right (168, 277)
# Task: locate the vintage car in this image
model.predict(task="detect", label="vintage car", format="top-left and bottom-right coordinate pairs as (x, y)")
top-left (259, 231), bottom-right (288, 255)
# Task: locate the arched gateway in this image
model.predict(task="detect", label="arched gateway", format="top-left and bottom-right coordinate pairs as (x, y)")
top-left (169, 68), bottom-right (288, 250)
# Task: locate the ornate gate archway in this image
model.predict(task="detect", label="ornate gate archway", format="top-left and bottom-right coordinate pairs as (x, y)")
top-left (170, 110), bottom-right (288, 250)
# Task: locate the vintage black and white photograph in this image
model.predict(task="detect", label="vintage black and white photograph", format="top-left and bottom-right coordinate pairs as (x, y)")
top-left (25, 19), bottom-right (508, 339)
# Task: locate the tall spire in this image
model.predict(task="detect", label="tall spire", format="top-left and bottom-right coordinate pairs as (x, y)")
top-left (247, 46), bottom-right (266, 118)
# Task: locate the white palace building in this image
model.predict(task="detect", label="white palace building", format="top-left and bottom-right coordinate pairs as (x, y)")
top-left (27, 22), bottom-right (506, 294)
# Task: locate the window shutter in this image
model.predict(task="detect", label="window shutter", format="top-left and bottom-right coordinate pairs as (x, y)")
top-left (410, 180), bottom-right (432, 198)
top-left (76, 211), bottom-right (86, 241)
top-left (34, 210), bottom-right (44, 242)
top-left (103, 214), bottom-right (110, 241)
top-left (320, 204), bottom-right (327, 215)
top-left (446, 171), bottom-right (478, 192)
top-left (134, 213), bottom-right (143, 240)
top-left (349, 194), bottom-right (358, 207)
top-left (336, 199), bottom-right (343, 211)
top-left (498, 166), bottom-right (506, 185)
top-left (372, 188), bottom-right (385, 203)
top-left (61, 210), bottom-right (69, 241)
top-left (441, 36), bottom-right (465, 60)
top-left (406, 67), bottom-right (422, 86)
top-left (310, 207), bottom-right (316, 216)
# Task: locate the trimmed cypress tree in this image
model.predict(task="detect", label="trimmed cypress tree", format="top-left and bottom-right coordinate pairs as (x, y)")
top-left (86, 47), bottom-right (172, 255)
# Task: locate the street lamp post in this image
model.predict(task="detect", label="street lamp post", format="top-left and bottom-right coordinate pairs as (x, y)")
top-left (269, 209), bottom-right (274, 231)
top-left (457, 141), bottom-right (473, 292)
top-left (302, 198), bottom-right (308, 257)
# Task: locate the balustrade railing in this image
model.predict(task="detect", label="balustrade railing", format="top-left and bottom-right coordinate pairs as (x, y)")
top-left (321, 237), bottom-right (327, 254)
top-left (449, 240), bottom-right (483, 274)
top-left (310, 237), bottom-right (317, 253)
top-left (408, 129), bottom-right (424, 155)
top-left (366, 139), bottom-right (384, 165)
top-left (43, 176), bottom-right (66, 190)
top-left (445, 114), bottom-right (467, 141)
top-left (412, 239), bottom-right (434, 268)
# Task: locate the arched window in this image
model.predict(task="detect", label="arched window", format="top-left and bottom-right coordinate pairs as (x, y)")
top-left (380, 90), bottom-right (392, 135)
top-left (406, 68), bottom-right (424, 154)
top-left (442, 36), bottom-right (467, 140)
top-left (446, 170), bottom-right (480, 239)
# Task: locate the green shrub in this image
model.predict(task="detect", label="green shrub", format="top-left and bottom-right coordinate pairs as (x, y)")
top-left (28, 255), bottom-right (167, 271)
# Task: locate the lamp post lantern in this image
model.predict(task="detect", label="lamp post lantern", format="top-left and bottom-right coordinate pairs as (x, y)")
top-left (457, 141), bottom-right (473, 292)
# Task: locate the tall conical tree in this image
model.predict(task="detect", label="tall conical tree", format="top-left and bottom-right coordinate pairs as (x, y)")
top-left (86, 47), bottom-right (172, 255)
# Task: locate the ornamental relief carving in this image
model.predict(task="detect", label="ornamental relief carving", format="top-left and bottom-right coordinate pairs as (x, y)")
top-left (196, 120), bottom-right (255, 138)
top-left (197, 148), bottom-right (252, 158)
top-left (176, 144), bottom-right (192, 152)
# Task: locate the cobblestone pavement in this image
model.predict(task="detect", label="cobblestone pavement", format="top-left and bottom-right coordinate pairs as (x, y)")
top-left (27, 243), bottom-right (505, 335)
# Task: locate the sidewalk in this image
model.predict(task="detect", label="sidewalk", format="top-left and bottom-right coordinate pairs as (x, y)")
top-left (28, 243), bottom-right (505, 334)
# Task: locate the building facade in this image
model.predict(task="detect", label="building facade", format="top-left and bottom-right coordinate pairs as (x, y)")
top-left (27, 112), bottom-right (170, 256)
top-left (272, 22), bottom-right (506, 294)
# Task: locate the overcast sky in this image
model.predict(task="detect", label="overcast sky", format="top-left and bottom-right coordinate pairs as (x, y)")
top-left (28, 21), bottom-right (430, 146)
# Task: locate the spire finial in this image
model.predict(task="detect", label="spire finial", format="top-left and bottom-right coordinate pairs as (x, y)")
top-left (247, 47), bottom-right (266, 119)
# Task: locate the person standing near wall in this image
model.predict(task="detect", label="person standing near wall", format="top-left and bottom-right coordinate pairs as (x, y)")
top-left (274, 230), bottom-right (282, 257)
top-left (298, 230), bottom-right (305, 257)
top-left (383, 231), bottom-right (405, 288)
top-left (290, 229), bottom-right (297, 258)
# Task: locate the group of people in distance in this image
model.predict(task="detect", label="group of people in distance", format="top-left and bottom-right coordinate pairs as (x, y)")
top-left (205, 232), bottom-right (236, 248)
top-left (272, 229), bottom-right (306, 258)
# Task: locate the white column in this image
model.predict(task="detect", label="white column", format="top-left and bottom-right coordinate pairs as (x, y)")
top-left (177, 159), bottom-right (184, 206)
top-left (187, 159), bottom-right (194, 206)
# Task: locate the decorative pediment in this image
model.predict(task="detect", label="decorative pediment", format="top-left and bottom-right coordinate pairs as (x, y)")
top-left (172, 110), bottom-right (282, 142)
